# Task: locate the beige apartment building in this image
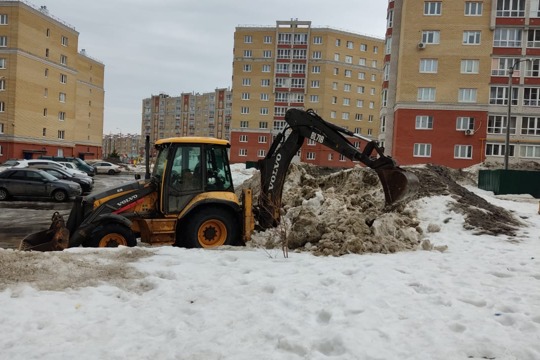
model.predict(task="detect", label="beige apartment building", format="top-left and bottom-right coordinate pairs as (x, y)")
top-left (141, 89), bottom-right (232, 155)
top-left (0, 2), bottom-right (104, 162)
top-left (230, 20), bottom-right (384, 166)
top-left (382, 0), bottom-right (540, 168)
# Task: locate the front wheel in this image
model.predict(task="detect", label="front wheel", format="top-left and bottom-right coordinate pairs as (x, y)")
top-left (85, 223), bottom-right (137, 248)
top-left (0, 188), bottom-right (9, 201)
top-left (179, 208), bottom-right (240, 248)
top-left (52, 189), bottom-right (68, 202)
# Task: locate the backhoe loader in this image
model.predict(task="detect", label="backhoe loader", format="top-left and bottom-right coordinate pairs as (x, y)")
top-left (19, 108), bottom-right (419, 251)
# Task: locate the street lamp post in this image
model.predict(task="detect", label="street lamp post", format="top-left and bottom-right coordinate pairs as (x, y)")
top-left (504, 58), bottom-right (530, 170)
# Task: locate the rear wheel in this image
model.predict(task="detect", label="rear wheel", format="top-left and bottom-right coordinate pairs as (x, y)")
top-left (108, 169), bottom-right (116, 175)
top-left (85, 223), bottom-right (137, 248)
top-left (52, 189), bottom-right (68, 202)
top-left (179, 208), bottom-right (240, 248)
top-left (0, 188), bottom-right (9, 201)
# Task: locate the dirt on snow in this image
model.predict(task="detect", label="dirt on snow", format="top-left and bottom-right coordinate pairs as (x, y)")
top-left (239, 162), bottom-right (529, 257)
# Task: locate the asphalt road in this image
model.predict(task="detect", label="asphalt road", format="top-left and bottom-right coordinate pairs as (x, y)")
top-left (0, 174), bottom-right (137, 249)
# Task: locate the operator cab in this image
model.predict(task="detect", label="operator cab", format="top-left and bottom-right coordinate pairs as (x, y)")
top-left (153, 137), bottom-right (234, 214)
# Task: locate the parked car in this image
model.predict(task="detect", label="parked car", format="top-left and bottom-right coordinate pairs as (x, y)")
top-left (0, 160), bottom-right (19, 173)
top-left (29, 164), bottom-right (94, 194)
top-left (11, 159), bottom-right (90, 179)
top-left (38, 156), bottom-right (95, 176)
top-left (0, 168), bottom-right (82, 202)
top-left (91, 161), bottom-right (122, 175)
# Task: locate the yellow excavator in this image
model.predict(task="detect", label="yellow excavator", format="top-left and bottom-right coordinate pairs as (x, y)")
top-left (20, 109), bottom-right (419, 251)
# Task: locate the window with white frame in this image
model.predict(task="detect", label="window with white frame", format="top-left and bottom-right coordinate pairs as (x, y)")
top-left (0, 58), bottom-right (5, 69)
top-left (0, 101), bottom-right (4, 112)
top-left (278, 33), bottom-right (291, 44)
top-left (357, 100), bottom-right (364, 107)
top-left (60, 74), bottom-right (67, 84)
top-left (332, 82), bottom-right (338, 90)
top-left (306, 152), bottom-right (315, 160)
top-left (261, 79), bottom-right (270, 87)
top-left (239, 149), bottom-right (247, 157)
top-left (312, 51), bottom-right (322, 59)
top-left (263, 50), bottom-right (272, 58)
top-left (387, 9), bottom-right (394, 28)
top-left (260, 107), bottom-right (269, 115)
top-left (521, 116), bottom-right (540, 135)
top-left (528, 29), bottom-right (540, 48)
top-left (290, 93), bottom-right (304, 103)
top-left (461, 59), bottom-right (480, 73)
top-left (242, 78), bottom-right (251, 86)
top-left (0, 14), bottom-right (7, 25)
top-left (490, 86), bottom-right (517, 105)
top-left (313, 36), bottom-right (322, 44)
top-left (311, 80), bottom-right (320, 88)
top-left (240, 106), bottom-right (250, 114)
top-left (336, 39), bottom-right (341, 46)
top-left (360, 44), bottom-right (367, 51)
top-left (520, 145), bottom-right (540, 158)
top-left (244, 35), bottom-right (252, 43)
top-left (274, 107), bottom-right (287, 116)
top-left (457, 117), bottom-right (475, 130)
top-left (355, 113), bottom-right (363, 121)
top-left (332, 96), bottom-right (337, 104)
top-left (257, 149), bottom-right (266, 158)
top-left (368, 115), bottom-right (374, 122)
top-left (458, 88), bottom-right (478, 102)
top-left (276, 63), bottom-right (289, 74)
top-left (262, 64), bottom-right (270, 72)
top-left (277, 49), bottom-right (290, 59)
top-left (243, 50), bottom-right (252, 57)
top-left (345, 70), bottom-right (352, 77)
top-left (359, 58), bottom-right (366, 66)
top-left (491, 58), bottom-right (520, 76)
top-left (290, 78), bottom-right (305, 88)
top-left (488, 115), bottom-right (516, 134)
top-left (369, 101), bottom-right (375, 108)
top-left (494, 28), bottom-right (522, 47)
top-left (333, 67), bottom-right (339, 75)
top-left (357, 86), bottom-right (365, 94)
top-left (275, 77), bottom-right (287, 88)
top-left (264, 36), bottom-right (272, 44)
top-left (416, 115), bottom-right (433, 129)
top-left (344, 84), bottom-right (351, 92)
top-left (422, 31), bottom-right (440, 44)
top-left (59, 92), bottom-right (66, 103)
top-left (342, 112), bottom-right (350, 120)
top-left (372, 60), bottom-right (378, 68)
top-left (310, 95), bottom-right (319, 103)
top-left (312, 65), bottom-right (321, 73)
top-left (496, 0), bottom-right (525, 17)
top-left (371, 74), bottom-right (376, 81)
top-left (382, 89), bottom-right (388, 107)
top-left (240, 121), bottom-right (249, 128)
top-left (465, 2), bottom-right (483, 15)
top-left (241, 92), bottom-right (250, 100)
top-left (419, 58), bottom-right (438, 73)
top-left (0, 122), bottom-right (3, 134)
top-left (275, 92), bottom-right (288, 102)
top-left (293, 49), bottom-right (306, 59)
top-left (454, 145), bottom-right (472, 159)
top-left (414, 143), bottom-right (432, 157)
top-left (358, 72), bottom-right (365, 80)
top-left (239, 135), bottom-right (248, 142)
top-left (0, 79), bottom-right (5, 91)
top-left (0, 36), bottom-right (7, 47)
top-left (294, 33), bottom-right (307, 45)
top-left (258, 136), bottom-right (267, 143)
top-left (346, 41), bottom-right (353, 49)
top-left (273, 120), bottom-right (285, 130)
top-left (523, 87), bottom-right (540, 106)
top-left (424, 2), bottom-right (442, 15)
top-left (418, 87), bottom-right (436, 101)
top-left (260, 93), bottom-right (269, 101)
top-left (307, 139), bottom-right (316, 146)
top-left (292, 64), bottom-right (305, 74)
top-left (243, 64), bottom-right (252, 72)
top-left (463, 31), bottom-right (481, 44)
top-left (58, 130), bottom-right (65, 139)
top-left (60, 55), bottom-right (67, 65)
top-left (385, 37), bottom-right (392, 54)
top-left (486, 143), bottom-right (513, 157)
top-left (259, 121), bottom-right (268, 129)
top-left (330, 111), bottom-right (336, 119)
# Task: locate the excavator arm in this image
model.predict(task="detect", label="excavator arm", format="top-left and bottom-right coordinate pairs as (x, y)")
top-left (256, 108), bottom-right (418, 229)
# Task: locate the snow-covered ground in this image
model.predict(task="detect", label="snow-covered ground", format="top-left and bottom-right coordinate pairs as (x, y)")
top-left (0, 165), bottom-right (539, 360)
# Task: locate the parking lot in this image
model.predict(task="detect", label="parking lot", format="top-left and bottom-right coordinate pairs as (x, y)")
top-left (0, 174), bottom-right (137, 249)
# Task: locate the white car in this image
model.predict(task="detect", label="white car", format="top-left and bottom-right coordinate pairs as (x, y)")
top-left (11, 159), bottom-right (91, 180)
top-left (91, 161), bottom-right (122, 175)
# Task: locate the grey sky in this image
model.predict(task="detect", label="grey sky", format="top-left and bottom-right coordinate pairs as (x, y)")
top-left (41, 0), bottom-right (388, 134)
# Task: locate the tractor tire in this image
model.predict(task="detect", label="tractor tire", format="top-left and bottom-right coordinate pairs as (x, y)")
top-left (85, 223), bottom-right (137, 248)
top-left (52, 189), bottom-right (68, 202)
top-left (0, 188), bottom-right (9, 201)
top-left (180, 207), bottom-right (240, 249)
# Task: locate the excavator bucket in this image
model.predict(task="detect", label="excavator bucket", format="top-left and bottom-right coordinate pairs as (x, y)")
top-left (375, 168), bottom-right (420, 205)
top-left (19, 212), bottom-right (70, 251)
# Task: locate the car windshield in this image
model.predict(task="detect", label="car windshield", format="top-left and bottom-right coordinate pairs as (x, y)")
top-left (1, 160), bottom-right (19, 167)
top-left (39, 170), bottom-right (59, 181)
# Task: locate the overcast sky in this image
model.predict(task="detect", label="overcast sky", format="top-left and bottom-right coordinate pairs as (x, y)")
top-left (40, 0), bottom-right (388, 134)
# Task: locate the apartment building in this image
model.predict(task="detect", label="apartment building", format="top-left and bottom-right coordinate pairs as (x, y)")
top-left (382, 0), bottom-right (540, 168)
top-left (102, 133), bottom-right (141, 162)
top-left (0, 2), bottom-right (104, 162)
top-left (230, 20), bottom-right (384, 166)
top-left (141, 89), bottom-right (232, 155)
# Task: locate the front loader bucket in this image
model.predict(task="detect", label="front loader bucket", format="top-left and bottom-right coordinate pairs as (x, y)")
top-left (19, 212), bottom-right (70, 251)
top-left (375, 168), bottom-right (419, 205)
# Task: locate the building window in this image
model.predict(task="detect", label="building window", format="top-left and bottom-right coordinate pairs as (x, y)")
top-left (242, 78), bottom-right (251, 86)
top-left (0, 36), bottom-right (7, 47)
top-left (0, 122), bottom-right (3, 134)
top-left (258, 136), bottom-right (267, 143)
top-left (345, 55), bottom-right (353, 64)
top-left (523, 87), bottom-right (540, 106)
top-left (313, 36), bottom-right (322, 44)
top-left (274, 107), bottom-right (287, 116)
top-left (0, 79), bottom-right (4, 91)
top-left (454, 145), bottom-right (473, 159)
top-left (458, 88), bottom-right (477, 103)
top-left (417, 87), bottom-right (436, 101)
top-left (263, 36), bottom-right (272, 44)
top-left (359, 58), bottom-right (366, 66)
top-left (486, 143), bottom-right (514, 157)
top-left (419, 59), bottom-right (438, 73)
top-left (60, 55), bottom-right (67, 65)
top-left (457, 117), bottom-right (475, 130)
top-left (312, 51), bottom-right (322, 59)
top-left (259, 121), bottom-right (268, 129)
top-left (310, 95), bottom-right (319, 102)
top-left (239, 135), bottom-right (248, 142)
top-left (60, 74), bottom-right (67, 83)
top-left (262, 64), bottom-right (271, 72)
top-left (490, 86), bottom-right (517, 105)
top-left (488, 115), bottom-right (513, 134)
top-left (290, 78), bottom-right (305, 88)
top-left (344, 84), bottom-right (351, 92)
top-left (332, 82), bottom-right (338, 90)
top-left (331, 111), bottom-right (336, 119)
top-left (58, 130), bottom-right (65, 139)
top-left (42, 128), bottom-right (46, 136)
top-left (416, 115), bottom-right (433, 129)
top-left (59, 92), bottom-right (66, 103)
top-left (243, 50), bottom-right (252, 58)
top-left (465, 2), bottom-right (483, 15)
top-left (371, 74), bottom-right (376, 82)
top-left (278, 33), bottom-right (291, 44)
top-left (358, 72), bottom-right (365, 80)
top-left (260, 107), bottom-right (269, 115)
top-left (43, 108), bottom-right (47, 116)
top-left (311, 80), bottom-right (320, 88)
top-left (494, 28), bottom-right (522, 47)
top-left (273, 120), bottom-right (286, 131)
top-left (263, 50), bottom-right (272, 58)
top-left (307, 139), bottom-right (316, 146)
top-left (357, 86), bottom-right (365, 94)
top-left (0, 58), bottom-right (5, 69)
top-left (496, 0), bottom-right (525, 17)
top-left (0, 14), bottom-right (7, 25)
top-left (244, 35), bottom-right (252, 43)
top-left (520, 145), bottom-right (540, 158)
top-left (312, 65), bottom-right (321, 73)
top-left (413, 143), bottom-right (432, 157)
top-left (61, 35), bottom-right (68, 46)
top-left (491, 57), bottom-right (520, 76)
top-left (357, 100), bottom-right (364, 107)
top-left (422, 31), bottom-right (440, 44)
top-left (461, 59), bottom-right (479, 73)
top-left (332, 96), bottom-right (337, 104)
top-left (241, 92), bottom-right (250, 100)
top-left (58, 111), bottom-right (65, 120)
top-left (360, 44), bottom-right (367, 51)
top-left (345, 70), bottom-right (352, 77)
top-left (240, 106), bottom-right (250, 114)
top-left (369, 101), bottom-right (375, 108)
top-left (463, 31), bottom-right (481, 44)
top-left (243, 64), bottom-right (252, 72)
top-left (260, 93), bottom-right (269, 101)
top-left (355, 113), bottom-right (363, 121)
top-left (257, 149), bottom-right (266, 158)
top-left (240, 121), bottom-right (249, 128)
top-left (342, 112), bottom-right (350, 120)
top-left (306, 152), bottom-right (316, 160)
top-left (424, 2), bottom-right (442, 15)
top-left (0, 101), bottom-right (4, 112)
top-left (239, 149), bottom-right (247, 157)
top-left (521, 116), bottom-right (540, 135)
top-left (346, 41), bottom-right (353, 49)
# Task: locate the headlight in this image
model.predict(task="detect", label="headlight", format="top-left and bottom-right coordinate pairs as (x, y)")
top-left (70, 184), bottom-right (80, 190)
